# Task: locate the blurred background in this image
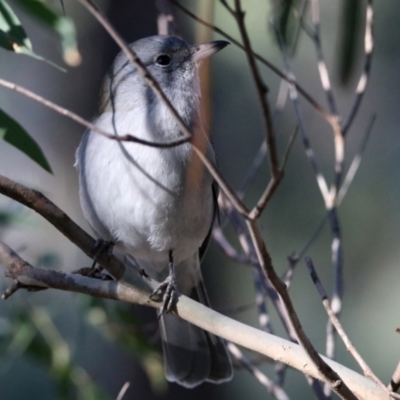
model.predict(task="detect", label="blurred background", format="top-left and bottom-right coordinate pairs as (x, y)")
top-left (1, 0), bottom-right (400, 399)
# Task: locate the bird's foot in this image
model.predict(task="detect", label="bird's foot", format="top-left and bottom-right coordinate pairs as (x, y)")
top-left (149, 252), bottom-right (177, 316)
top-left (72, 239), bottom-right (114, 280)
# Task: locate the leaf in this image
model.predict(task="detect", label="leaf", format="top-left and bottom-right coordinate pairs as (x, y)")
top-left (271, 0), bottom-right (301, 47)
top-left (336, 0), bottom-right (363, 86)
top-left (14, 0), bottom-right (81, 66)
top-left (0, 0), bottom-right (65, 70)
top-left (0, 0), bottom-right (32, 52)
top-left (0, 109), bottom-right (52, 173)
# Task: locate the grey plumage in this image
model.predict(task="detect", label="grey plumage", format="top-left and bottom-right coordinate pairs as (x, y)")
top-left (76, 35), bottom-right (232, 387)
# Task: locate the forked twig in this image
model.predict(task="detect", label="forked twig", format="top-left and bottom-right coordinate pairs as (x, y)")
top-left (171, 0), bottom-right (333, 124)
top-left (305, 258), bottom-right (389, 394)
top-left (77, 0), bottom-right (250, 219)
top-left (228, 342), bottom-right (290, 400)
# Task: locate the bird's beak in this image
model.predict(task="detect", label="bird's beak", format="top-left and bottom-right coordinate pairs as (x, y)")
top-left (192, 40), bottom-right (230, 63)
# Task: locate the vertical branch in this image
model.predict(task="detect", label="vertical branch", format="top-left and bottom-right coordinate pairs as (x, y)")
top-left (232, 0), bottom-right (280, 179)
top-left (156, 0), bottom-right (180, 36)
top-left (342, 0), bottom-right (374, 136)
top-left (310, 0), bottom-right (340, 118)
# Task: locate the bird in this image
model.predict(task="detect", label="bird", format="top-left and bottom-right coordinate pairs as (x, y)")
top-left (75, 35), bottom-right (232, 388)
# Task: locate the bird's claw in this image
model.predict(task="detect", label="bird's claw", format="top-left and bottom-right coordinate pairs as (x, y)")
top-left (149, 259), bottom-right (177, 316)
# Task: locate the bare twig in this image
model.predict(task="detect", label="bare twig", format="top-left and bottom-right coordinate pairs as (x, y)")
top-left (171, 0), bottom-right (334, 124)
top-left (310, 0), bottom-right (340, 118)
top-left (342, 0), bottom-right (374, 136)
top-left (274, 30), bottom-right (330, 204)
top-left (0, 78), bottom-right (190, 149)
top-left (337, 114), bottom-right (376, 205)
top-left (0, 174), bottom-right (126, 279)
top-left (212, 227), bottom-right (254, 265)
top-left (116, 382), bottom-right (131, 400)
top-left (305, 258), bottom-right (389, 394)
top-left (77, 0), bottom-right (249, 218)
top-left (156, 0), bottom-right (180, 36)
top-left (246, 219), bottom-right (358, 400)
top-left (227, 342), bottom-right (290, 400)
top-left (233, 0), bottom-right (279, 178)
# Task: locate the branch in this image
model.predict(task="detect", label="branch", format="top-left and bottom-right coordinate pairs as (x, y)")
top-left (171, 0), bottom-right (334, 125)
top-left (0, 240), bottom-right (390, 400)
top-left (227, 342), bottom-right (290, 400)
top-left (245, 219), bottom-right (358, 400)
top-left (233, 0), bottom-right (279, 178)
top-left (305, 258), bottom-right (389, 394)
top-left (0, 78), bottom-right (190, 149)
top-left (0, 174), bottom-right (125, 279)
top-left (342, 0), bottom-right (374, 136)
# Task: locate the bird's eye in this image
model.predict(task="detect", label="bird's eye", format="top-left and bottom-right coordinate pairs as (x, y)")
top-left (156, 54), bottom-right (171, 66)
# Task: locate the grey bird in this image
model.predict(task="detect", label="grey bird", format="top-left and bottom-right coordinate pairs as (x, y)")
top-left (75, 35), bottom-right (232, 387)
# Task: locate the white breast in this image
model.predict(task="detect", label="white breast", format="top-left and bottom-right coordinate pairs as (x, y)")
top-left (76, 109), bottom-right (214, 266)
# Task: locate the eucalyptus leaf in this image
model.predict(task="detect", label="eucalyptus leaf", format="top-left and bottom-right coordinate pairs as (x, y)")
top-left (0, 109), bottom-right (52, 173)
top-left (0, 0), bottom-right (65, 70)
top-left (15, 0), bottom-right (81, 66)
top-left (0, 0), bottom-right (32, 52)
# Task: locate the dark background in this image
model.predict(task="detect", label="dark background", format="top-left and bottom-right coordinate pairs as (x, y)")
top-left (1, 1), bottom-right (400, 399)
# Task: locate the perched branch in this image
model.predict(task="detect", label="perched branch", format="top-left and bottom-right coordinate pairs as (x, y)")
top-left (0, 241), bottom-right (390, 399)
top-left (0, 174), bottom-right (125, 279)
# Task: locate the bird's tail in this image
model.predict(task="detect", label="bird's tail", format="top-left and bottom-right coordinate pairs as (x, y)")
top-left (159, 267), bottom-right (233, 388)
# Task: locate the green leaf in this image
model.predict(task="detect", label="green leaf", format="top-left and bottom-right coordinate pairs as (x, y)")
top-left (0, 0), bottom-right (32, 52)
top-left (15, 0), bottom-right (81, 66)
top-left (0, 0), bottom-right (65, 70)
top-left (336, 0), bottom-right (363, 86)
top-left (0, 109), bottom-right (52, 173)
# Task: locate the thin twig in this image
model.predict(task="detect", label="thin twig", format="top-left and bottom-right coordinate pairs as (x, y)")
top-left (0, 174), bottom-right (126, 279)
top-left (77, 0), bottom-right (249, 218)
top-left (0, 78), bottom-right (190, 149)
top-left (116, 382), bottom-right (131, 400)
top-left (155, 0), bottom-right (180, 36)
top-left (171, 0), bottom-right (334, 124)
top-left (227, 342), bottom-right (290, 400)
top-left (305, 258), bottom-right (389, 394)
top-left (310, 0), bottom-right (340, 118)
top-left (233, 0), bottom-right (279, 178)
top-left (337, 114), bottom-right (376, 205)
top-left (212, 227), bottom-right (254, 265)
top-left (246, 219), bottom-right (358, 400)
top-left (247, 124), bottom-right (297, 220)
top-left (274, 28), bottom-right (330, 204)
top-left (342, 0), bottom-right (374, 136)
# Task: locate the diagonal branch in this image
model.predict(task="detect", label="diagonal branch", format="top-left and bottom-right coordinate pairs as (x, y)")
top-left (171, 0), bottom-right (333, 124)
top-left (233, 0), bottom-right (279, 178)
top-left (0, 239), bottom-right (390, 399)
top-left (76, 0), bottom-right (249, 217)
